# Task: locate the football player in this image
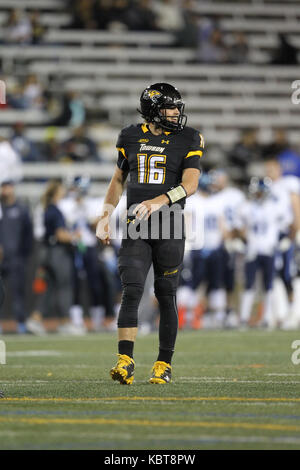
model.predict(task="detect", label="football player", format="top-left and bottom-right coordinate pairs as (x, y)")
top-left (59, 175), bottom-right (116, 333)
top-left (237, 177), bottom-right (291, 328)
top-left (210, 169), bottom-right (246, 326)
top-left (181, 173), bottom-right (228, 329)
top-left (96, 83), bottom-right (203, 384)
top-left (265, 158), bottom-right (300, 328)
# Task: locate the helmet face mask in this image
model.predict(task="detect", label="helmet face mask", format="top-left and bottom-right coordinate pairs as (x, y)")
top-left (248, 177), bottom-right (272, 201)
top-left (198, 173), bottom-right (213, 194)
top-left (138, 83), bottom-right (187, 132)
top-left (69, 175), bottom-right (91, 197)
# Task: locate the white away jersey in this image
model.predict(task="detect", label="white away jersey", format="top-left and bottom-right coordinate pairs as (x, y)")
top-left (237, 196), bottom-right (291, 259)
top-left (185, 191), bottom-right (225, 251)
top-left (213, 186), bottom-right (246, 231)
top-left (59, 197), bottom-right (102, 247)
top-left (271, 176), bottom-right (300, 232)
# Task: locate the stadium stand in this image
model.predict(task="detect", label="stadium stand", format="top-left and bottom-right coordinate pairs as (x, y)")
top-left (0, 0), bottom-right (299, 196)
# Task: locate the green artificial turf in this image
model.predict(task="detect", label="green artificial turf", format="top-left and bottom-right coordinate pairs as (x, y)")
top-left (0, 329), bottom-right (300, 450)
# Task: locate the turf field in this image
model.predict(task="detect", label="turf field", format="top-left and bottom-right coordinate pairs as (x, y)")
top-left (0, 329), bottom-right (300, 450)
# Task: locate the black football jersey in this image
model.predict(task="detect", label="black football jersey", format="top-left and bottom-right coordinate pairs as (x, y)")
top-left (116, 123), bottom-right (204, 209)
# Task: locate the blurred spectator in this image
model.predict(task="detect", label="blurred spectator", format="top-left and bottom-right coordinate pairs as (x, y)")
top-left (228, 32), bottom-right (249, 64)
top-left (126, 0), bottom-right (158, 32)
top-left (262, 129), bottom-right (290, 159)
top-left (10, 122), bottom-right (41, 162)
top-left (4, 8), bottom-right (32, 44)
top-left (65, 91), bottom-right (85, 127)
top-left (6, 75), bottom-right (45, 110)
top-left (1, 75), bottom-right (18, 109)
top-left (175, 7), bottom-right (199, 49)
top-left (68, 0), bottom-right (98, 30)
top-left (6, 80), bottom-right (28, 109)
top-left (271, 34), bottom-right (298, 66)
top-left (227, 129), bottom-right (262, 183)
top-left (30, 10), bottom-right (46, 44)
top-left (0, 181), bottom-right (33, 334)
top-left (262, 130), bottom-right (300, 178)
top-left (60, 125), bottom-right (101, 162)
top-left (51, 91), bottom-right (86, 127)
top-left (0, 137), bottom-right (23, 185)
top-left (278, 146), bottom-right (300, 178)
top-left (94, 0), bottom-right (115, 30)
top-left (197, 28), bottom-right (228, 63)
top-left (153, 0), bottom-right (184, 32)
top-left (32, 180), bottom-right (80, 334)
top-left (22, 75), bottom-right (45, 110)
top-left (41, 128), bottom-right (62, 162)
top-left (109, 0), bottom-right (131, 31)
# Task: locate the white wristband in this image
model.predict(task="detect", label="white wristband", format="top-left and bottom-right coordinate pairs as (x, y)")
top-left (166, 185), bottom-right (187, 204)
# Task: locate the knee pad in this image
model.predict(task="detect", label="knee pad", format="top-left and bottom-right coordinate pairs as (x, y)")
top-left (117, 284), bottom-right (144, 328)
top-left (154, 277), bottom-right (178, 297)
top-left (122, 284), bottom-right (144, 303)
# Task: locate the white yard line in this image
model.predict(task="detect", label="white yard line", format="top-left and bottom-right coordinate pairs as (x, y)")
top-left (7, 351), bottom-right (63, 357)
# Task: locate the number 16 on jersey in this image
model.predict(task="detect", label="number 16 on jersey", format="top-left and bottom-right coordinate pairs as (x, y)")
top-left (137, 154), bottom-right (166, 184)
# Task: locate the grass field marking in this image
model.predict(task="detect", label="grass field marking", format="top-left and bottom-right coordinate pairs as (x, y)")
top-left (6, 351), bottom-right (63, 357)
top-left (179, 378), bottom-right (300, 384)
top-left (267, 374), bottom-right (300, 376)
top-left (2, 396), bottom-right (300, 404)
top-left (0, 416), bottom-right (300, 432)
top-left (2, 378), bottom-right (300, 386)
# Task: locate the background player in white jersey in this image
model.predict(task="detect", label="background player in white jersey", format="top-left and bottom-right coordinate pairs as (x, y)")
top-left (237, 177), bottom-right (291, 328)
top-left (179, 173), bottom-right (228, 329)
top-left (59, 176), bottom-right (118, 332)
top-left (265, 158), bottom-right (300, 328)
top-left (210, 169), bottom-right (246, 326)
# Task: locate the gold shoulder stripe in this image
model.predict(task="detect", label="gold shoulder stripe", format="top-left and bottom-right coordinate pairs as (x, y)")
top-left (117, 147), bottom-right (128, 160)
top-left (185, 150), bottom-right (203, 159)
top-left (141, 123), bottom-right (149, 133)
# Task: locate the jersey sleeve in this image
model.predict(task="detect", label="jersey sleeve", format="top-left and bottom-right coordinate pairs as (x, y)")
top-left (286, 176), bottom-right (300, 194)
top-left (116, 130), bottom-right (129, 172)
top-left (52, 209), bottom-right (66, 231)
top-left (182, 130), bottom-right (204, 171)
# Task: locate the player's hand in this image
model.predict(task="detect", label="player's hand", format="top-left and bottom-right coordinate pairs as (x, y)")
top-left (71, 229), bottom-right (81, 242)
top-left (133, 195), bottom-right (169, 220)
top-left (95, 215), bottom-right (111, 245)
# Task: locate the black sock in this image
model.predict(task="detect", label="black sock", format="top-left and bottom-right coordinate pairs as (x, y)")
top-left (157, 348), bottom-right (173, 365)
top-left (118, 340), bottom-right (134, 358)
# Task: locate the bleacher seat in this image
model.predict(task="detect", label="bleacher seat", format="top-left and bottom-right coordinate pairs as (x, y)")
top-left (1, 0), bottom-right (300, 201)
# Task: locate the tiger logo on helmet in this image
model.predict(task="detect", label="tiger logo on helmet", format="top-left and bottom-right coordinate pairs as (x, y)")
top-left (143, 89), bottom-right (162, 103)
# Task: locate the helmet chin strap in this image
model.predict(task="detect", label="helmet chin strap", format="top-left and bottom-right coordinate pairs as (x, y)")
top-left (155, 113), bottom-right (187, 133)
